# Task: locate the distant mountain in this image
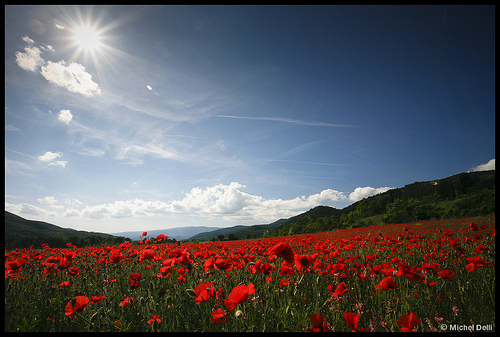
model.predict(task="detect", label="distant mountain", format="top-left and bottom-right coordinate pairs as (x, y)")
top-left (187, 170), bottom-right (495, 241)
top-left (110, 226), bottom-right (222, 241)
top-left (187, 206), bottom-right (339, 241)
top-left (4, 211), bottom-right (128, 249)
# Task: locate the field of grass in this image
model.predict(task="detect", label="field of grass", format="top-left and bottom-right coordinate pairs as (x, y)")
top-left (5, 216), bottom-right (495, 332)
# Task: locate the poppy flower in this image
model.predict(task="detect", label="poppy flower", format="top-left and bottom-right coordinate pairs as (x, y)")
top-left (147, 315), bottom-right (161, 324)
top-left (157, 266), bottom-right (172, 278)
top-left (328, 282), bottom-right (350, 297)
top-left (398, 312), bottom-right (421, 332)
top-left (139, 249), bottom-right (155, 263)
top-left (465, 256), bottom-right (489, 271)
top-left (119, 297), bottom-right (135, 307)
top-left (303, 313), bottom-right (330, 332)
top-left (270, 242), bottom-right (295, 264)
top-left (141, 232), bottom-right (147, 237)
top-left (211, 308), bottom-right (228, 324)
top-left (59, 281), bottom-right (73, 288)
top-left (469, 221), bottom-right (478, 231)
top-left (91, 296), bottom-right (106, 304)
top-left (224, 283), bottom-right (255, 311)
top-left (376, 276), bottom-right (399, 290)
top-left (343, 312), bottom-right (360, 332)
top-left (280, 278), bottom-right (292, 287)
top-left (65, 296), bottom-right (89, 319)
top-left (129, 272), bottom-right (142, 288)
top-left (438, 270), bottom-right (454, 281)
top-left (214, 258), bottom-right (233, 271)
top-left (192, 281), bottom-right (215, 304)
top-left (294, 253), bottom-right (316, 272)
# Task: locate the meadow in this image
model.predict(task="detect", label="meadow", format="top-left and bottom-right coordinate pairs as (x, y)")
top-left (5, 216), bottom-right (495, 332)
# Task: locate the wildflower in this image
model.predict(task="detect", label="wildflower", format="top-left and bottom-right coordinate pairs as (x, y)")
top-left (398, 312), bottom-right (421, 332)
top-left (65, 296), bottom-right (89, 319)
top-left (270, 242), bottom-right (295, 264)
top-left (303, 313), bottom-right (331, 332)
top-left (376, 276), bottom-right (398, 290)
top-left (343, 312), bottom-right (363, 332)
top-left (119, 297), bottom-right (135, 307)
top-left (91, 296), bottom-right (106, 304)
top-left (211, 308), bottom-right (228, 324)
top-left (328, 282), bottom-right (350, 297)
top-left (147, 315), bottom-right (161, 324)
top-left (59, 281), bottom-right (73, 288)
top-left (129, 272), bottom-right (142, 288)
top-left (438, 270), bottom-right (454, 281)
top-left (192, 281), bottom-right (215, 304)
top-left (141, 232), bottom-right (147, 237)
top-left (224, 283), bottom-right (255, 311)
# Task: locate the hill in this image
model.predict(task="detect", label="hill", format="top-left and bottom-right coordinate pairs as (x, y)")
top-left (110, 226), bottom-right (222, 241)
top-left (187, 170), bottom-right (495, 241)
top-left (4, 211), bottom-right (129, 249)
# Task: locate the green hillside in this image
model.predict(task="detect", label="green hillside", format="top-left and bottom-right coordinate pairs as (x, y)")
top-left (4, 211), bottom-right (130, 250)
top-left (188, 170), bottom-right (495, 241)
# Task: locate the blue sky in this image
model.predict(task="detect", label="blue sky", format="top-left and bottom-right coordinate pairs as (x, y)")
top-left (5, 5), bottom-right (495, 234)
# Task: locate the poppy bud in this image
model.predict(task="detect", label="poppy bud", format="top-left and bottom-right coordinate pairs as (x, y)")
top-left (235, 310), bottom-right (243, 318)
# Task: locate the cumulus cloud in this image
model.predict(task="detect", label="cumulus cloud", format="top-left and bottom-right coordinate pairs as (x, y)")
top-left (15, 36), bottom-right (44, 71)
top-left (14, 35), bottom-right (101, 97)
top-left (38, 151), bottom-right (67, 168)
top-left (7, 182), bottom-right (394, 223)
top-left (471, 159), bottom-right (495, 172)
top-left (40, 61), bottom-right (101, 97)
top-left (349, 186), bottom-right (393, 202)
top-left (57, 109), bottom-right (73, 124)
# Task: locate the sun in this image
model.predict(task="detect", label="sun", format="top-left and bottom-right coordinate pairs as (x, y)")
top-left (73, 25), bottom-right (102, 51)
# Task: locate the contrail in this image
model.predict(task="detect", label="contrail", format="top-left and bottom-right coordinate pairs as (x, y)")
top-left (213, 115), bottom-right (358, 128)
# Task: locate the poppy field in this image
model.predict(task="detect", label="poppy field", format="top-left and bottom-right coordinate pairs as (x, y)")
top-left (5, 216), bottom-right (495, 332)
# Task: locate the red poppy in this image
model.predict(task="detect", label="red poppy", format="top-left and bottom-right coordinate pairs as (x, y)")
top-left (156, 266), bottom-right (172, 278)
top-left (343, 312), bottom-right (360, 332)
top-left (214, 258), bottom-right (233, 271)
top-left (328, 282), bottom-right (350, 297)
top-left (438, 270), bottom-right (454, 281)
top-left (270, 242), bottom-right (295, 264)
top-left (59, 281), bottom-right (73, 288)
top-left (139, 249), bottom-right (155, 263)
top-left (280, 278), bottom-right (292, 287)
top-left (147, 315), bottom-right (161, 324)
top-left (119, 297), bottom-right (135, 307)
top-left (211, 308), bottom-right (228, 324)
top-left (224, 283), bottom-right (255, 311)
top-left (469, 221), bottom-right (478, 231)
top-left (294, 253), bottom-right (316, 272)
top-left (465, 256), bottom-right (489, 271)
top-left (141, 232), bottom-right (147, 237)
top-left (192, 282), bottom-right (215, 304)
top-left (91, 296), bottom-right (106, 304)
top-left (129, 272), bottom-right (142, 288)
top-left (65, 296), bottom-right (89, 319)
top-left (398, 312), bottom-right (421, 332)
top-left (376, 276), bottom-right (399, 290)
top-left (303, 313), bottom-right (331, 332)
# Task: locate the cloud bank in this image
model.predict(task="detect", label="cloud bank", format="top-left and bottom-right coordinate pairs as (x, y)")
top-left (5, 182), bottom-right (393, 225)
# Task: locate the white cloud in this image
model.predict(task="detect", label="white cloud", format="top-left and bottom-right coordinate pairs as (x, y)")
top-left (40, 61), bottom-right (101, 97)
top-left (6, 183), bottom-right (394, 224)
top-left (58, 109), bottom-right (73, 124)
top-left (38, 151), bottom-right (67, 168)
top-left (5, 202), bottom-right (57, 217)
top-left (37, 196), bottom-right (58, 205)
top-left (349, 186), bottom-right (393, 202)
top-left (471, 159), bottom-right (495, 172)
top-left (15, 36), bottom-right (44, 71)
